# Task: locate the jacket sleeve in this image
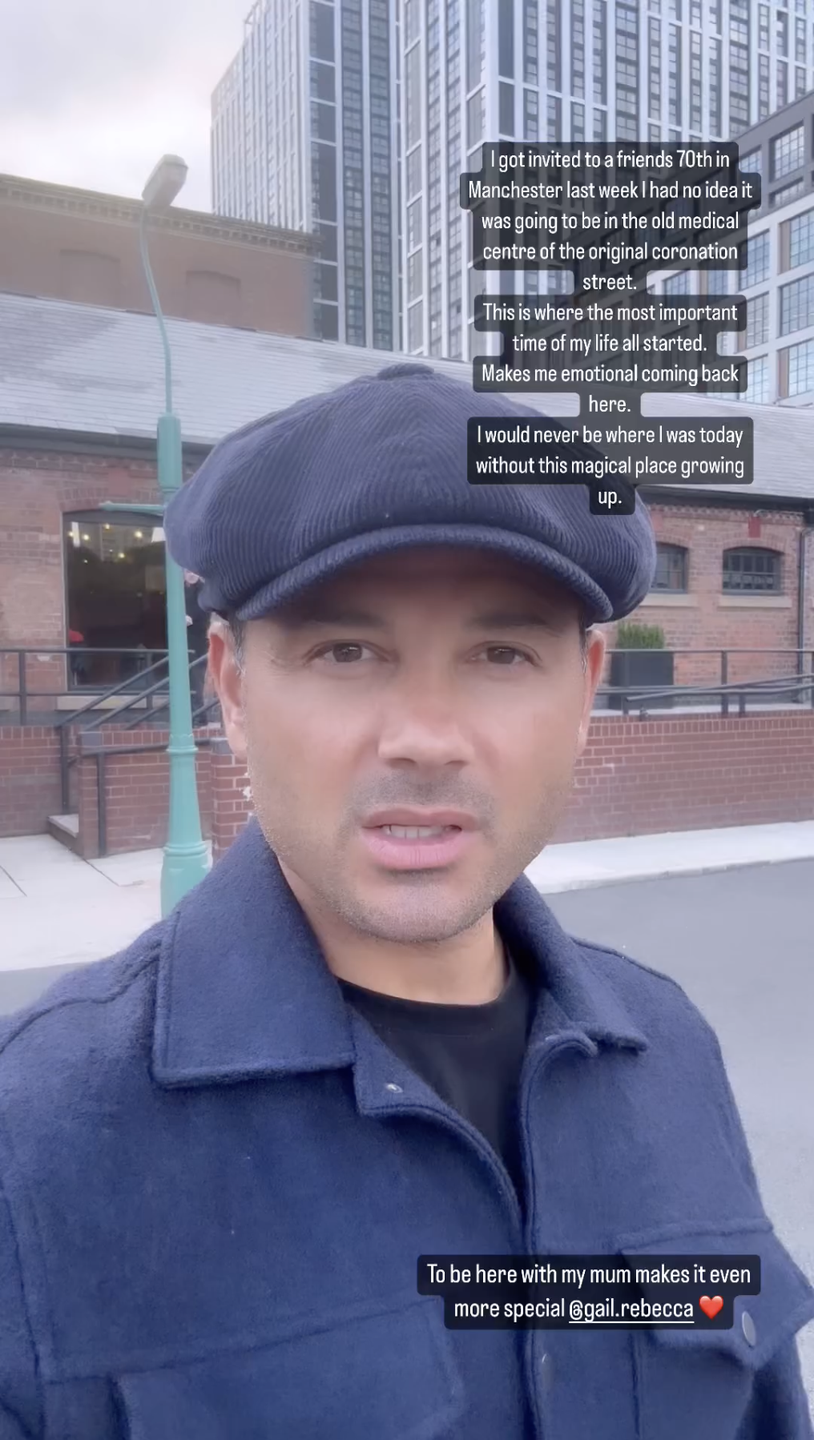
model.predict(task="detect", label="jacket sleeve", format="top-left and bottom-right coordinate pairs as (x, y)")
top-left (736, 1338), bottom-right (814, 1440)
top-left (704, 1023), bottom-right (814, 1439)
top-left (0, 1183), bottom-right (41, 1439)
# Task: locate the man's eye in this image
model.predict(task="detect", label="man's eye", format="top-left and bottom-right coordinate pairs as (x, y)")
top-left (480, 646), bottom-right (530, 665)
top-left (315, 643), bottom-right (373, 664)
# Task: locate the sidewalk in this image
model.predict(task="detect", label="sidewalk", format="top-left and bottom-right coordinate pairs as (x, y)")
top-left (2, 820), bottom-right (814, 973)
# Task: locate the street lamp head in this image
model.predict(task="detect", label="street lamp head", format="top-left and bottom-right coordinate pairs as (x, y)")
top-left (142, 155), bottom-right (188, 212)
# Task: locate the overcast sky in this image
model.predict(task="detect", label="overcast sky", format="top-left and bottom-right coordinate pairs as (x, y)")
top-left (1, 0), bottom-right (251, 213)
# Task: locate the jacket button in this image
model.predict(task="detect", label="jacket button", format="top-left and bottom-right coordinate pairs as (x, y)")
top-left (741, 1311), bottom-right (757, 1347)
top-left (385, 1083), bottom-right (403, 1093)
top-left (539, 1353), bottom-right (555, 1392)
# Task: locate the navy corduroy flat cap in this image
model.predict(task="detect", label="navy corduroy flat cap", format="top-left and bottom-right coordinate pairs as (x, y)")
top-left (163, 362), bottom-right (656, 625)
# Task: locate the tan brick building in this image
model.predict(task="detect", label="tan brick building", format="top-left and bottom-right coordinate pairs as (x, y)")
top-left (0, 172), bottom-right (318, 337)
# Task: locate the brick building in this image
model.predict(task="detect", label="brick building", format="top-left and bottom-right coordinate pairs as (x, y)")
top-left (1, 290), bottom-right (812, 852)
top-left (1, 288), bottom-right (813, 699)
top-left (0, 172), bottom-right (318, 337)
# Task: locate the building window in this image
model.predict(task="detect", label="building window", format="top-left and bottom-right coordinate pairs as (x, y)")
top-left (467, 88), bottom-right (484, 147)
top-left (547, 0), bottom-right (561, 89)
top-left (758, 53), bottom-right (770, 120)
top-left (407, 249), bottom-right (423, 302)
top-left (738, 147), bottom-right (762, 214)
top-left (784, 209), bottom-right (814, 270)
top-left (405, 44), bottom-right (422, 149)
top-left (771, 178), bottom-right (805, 208)
top-left (770, 123), bottom-right (805, 180)
top-left (64, 512), bottom-right (171, 691)
top-left (722, 548), bottom-right (782, 593)
top-left (740, 232), bottom-right (770, 289)
top-left (310, 1), bottom-right (335, 62)
top-left (499, 81), bottom-right (514, 135)
top-left (786, 337), bottom-right (814, 396)
top-left (547, 95), bottom-right (561, 140)
top-left (466, 0), bottom-right (484, 90)
top-left (745, 291), bottom-right (769, 348)
top-left (653, 543), bottom-right (688, 592)
top-left (739, 355), bottom-right (769, 403)
top-left (498, 0), bottom-right (514, 76)
top-left (664, 271), bottom-right (690, 296)
top-left (780, 273), bottom-right (814, 336)
top-left (406, 145), bottom-right (422, 197)
top-left (407, 300), bottom-right (423, 351)
top-left (523, 0), bottom-right (538, 84)
top-left (407, 198), bottom-right (422, 251)
top-left (524, 87), bottom-right (539, 140)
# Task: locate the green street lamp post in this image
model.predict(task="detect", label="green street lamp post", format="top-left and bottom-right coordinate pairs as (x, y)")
top-left (101, 155), bottom-right (209, 916)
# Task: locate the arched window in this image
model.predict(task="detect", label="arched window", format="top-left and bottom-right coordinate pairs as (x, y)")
top-left (722, 546), bottom-right (782, 593)
top-left (652, 543), bottom-right (689, 592)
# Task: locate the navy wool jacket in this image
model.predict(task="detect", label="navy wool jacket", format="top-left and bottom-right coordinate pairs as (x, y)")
top-left (0, 817), bottom-right (812, 1440)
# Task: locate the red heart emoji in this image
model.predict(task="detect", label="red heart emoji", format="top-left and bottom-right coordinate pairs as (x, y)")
top-left (699, 1295), bottom-right (724, 1320)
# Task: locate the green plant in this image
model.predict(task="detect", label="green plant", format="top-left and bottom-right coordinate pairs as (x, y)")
top-left (615, 622), bottom-right (667, 649)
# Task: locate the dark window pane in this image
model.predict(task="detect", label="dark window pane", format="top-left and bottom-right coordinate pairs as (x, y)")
top-left (311, 101), bottom-right (336, 141)
top-left (653, 544), bottom-right (688, 591)
top-left (499, 0), bottom-right (514, 76)
top-left (722, 548), bottom-right (782, 592)
top-left (499, 81), bottom-right (514, 135)
top-left (317, 222), bottom-right (337, 261)
top-left (315, 262), bottom-right (338, 302)
top-left (315, 302), bottom-right (339, 340)
top-left (310, 1), bottom-right (335, 62)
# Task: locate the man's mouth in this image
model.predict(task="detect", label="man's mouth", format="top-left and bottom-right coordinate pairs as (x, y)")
top-left (377, 824), bottom-right (461, 839)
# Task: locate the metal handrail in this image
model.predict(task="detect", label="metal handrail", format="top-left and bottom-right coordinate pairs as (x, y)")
top-left (89, 733), bottom-right (221, 858)
top-left (614, 671), bottom-right (814, 717)
top-left (0, 647), bottom-right (169, 727)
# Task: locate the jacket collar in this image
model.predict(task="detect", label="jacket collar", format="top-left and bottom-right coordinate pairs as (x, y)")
top-left (151, 817), bottom-right (647, 1088)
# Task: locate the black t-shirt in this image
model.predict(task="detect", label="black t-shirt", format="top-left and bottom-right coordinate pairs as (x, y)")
top-left (338, 947), bottom-right (537, 1200)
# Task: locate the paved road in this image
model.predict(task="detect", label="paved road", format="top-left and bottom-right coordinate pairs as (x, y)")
top-left (0, 859), bottom-right (812, 1410)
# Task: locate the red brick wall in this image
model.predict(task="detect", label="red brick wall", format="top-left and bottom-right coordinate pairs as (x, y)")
top-left (0, 726), bottom-right (63, 837)
top-left (598, 501), bottom-right (814, 692)
top-left (75, 726), bottom-right (219, 858)
top-left (555, 710), bottom-right (814, 841)
top-left (2, 453), bottom-right (812, 704)
top-left (3, 713), bottom-right (812, 854)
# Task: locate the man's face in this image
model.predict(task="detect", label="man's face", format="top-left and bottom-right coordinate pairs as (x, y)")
top-left (210, 548), bottom-right (605, 946)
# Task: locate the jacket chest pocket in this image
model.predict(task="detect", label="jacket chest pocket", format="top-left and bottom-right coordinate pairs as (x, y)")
top-left (114, 1293), bottom-right (466, 1440)
top-left (624, 1228), bottom-right (814, 1440)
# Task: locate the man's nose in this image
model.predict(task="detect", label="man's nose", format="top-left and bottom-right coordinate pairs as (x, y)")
top-left (376, 689), bottom-right (476, 769)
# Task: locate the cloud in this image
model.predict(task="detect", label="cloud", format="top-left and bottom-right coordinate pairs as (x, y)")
top-left (0, 0), bottom-right (250, 210)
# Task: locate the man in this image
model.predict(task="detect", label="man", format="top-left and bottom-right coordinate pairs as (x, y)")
top-left (0, 363), bottom-right (811, 1439)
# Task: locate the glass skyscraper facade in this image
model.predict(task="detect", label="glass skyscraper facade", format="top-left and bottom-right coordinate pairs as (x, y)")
top-left (213, 1), bottom-right (814, 361)
top-left (402, 0), bottom-right (814, 362)
top-left (212, 0), bottom-right (400, 348)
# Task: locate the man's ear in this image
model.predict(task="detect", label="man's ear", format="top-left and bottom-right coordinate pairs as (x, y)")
top-left (576, 628), bottom-right (606, 754)
top-left (207, 619), bottom-right (248, 762)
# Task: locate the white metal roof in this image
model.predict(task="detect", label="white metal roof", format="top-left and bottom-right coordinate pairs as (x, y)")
top-left (1, 289), bottom-right (812, 504)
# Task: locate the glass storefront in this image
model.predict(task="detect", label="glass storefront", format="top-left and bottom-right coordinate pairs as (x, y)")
top-left (64, 511), bottom-right (168, 690)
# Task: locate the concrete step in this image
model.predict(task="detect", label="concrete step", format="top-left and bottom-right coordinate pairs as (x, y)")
top-left (46, 814), bottom-right (81, 856)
